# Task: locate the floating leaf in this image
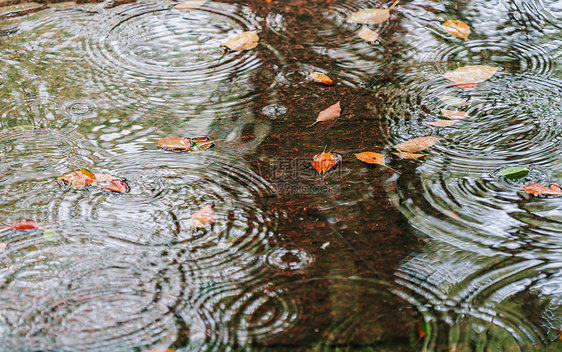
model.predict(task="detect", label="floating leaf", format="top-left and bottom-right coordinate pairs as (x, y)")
top-left (443, 210), bottom-right (460, 220)
top-left (440, 109), bottom-right (470, 119)
top-left (99, 180), bottom-right (130, 193)
top-left (423, 120), bottom-right (456, 127)
top-left (442, 20), bottom-right (470, 39)
top-left (496, 166), bottom-right (529, 180)
top-left (392, 152), bottom-right (426, 159)
top-left (43, 230), bottom-right (60, 242)
top-left (522, 183), bottom-right (562, 196)
top-left (191, 204), bottom-right (215, 228)
top-left (395, 136), bottom-right (442, 153)
top-left (310, 72), bottom-right (333, 85)
top-left (355, 152), bottom-right (385, 166)
top-left (0, 242), bottom-right (6, 252)
top-left (93, 173), bottom-right (124, 182)
top-left (443, 65), bottom-right (499, 87)
top-left (417, 320), bottom-right (430, 338)
top-left (158, 136), bottom-right (192, 150)
top-left (221, 31), bottom-right (259, 51)
top-left (173, 0), bottom-right (205, 9)
top-left (190, 137), bottom-right (215, 151)
top-left (311, 152), bottom-right (341, 174)
top-left (438, 95), bottom-right (468, 107)
top-left (308, 101), bottom-right (341, 127)
top-left (5, 219), bottom-right (43, 230)
top-left (348, 0), bottom-right (399, 24)
top-left (57, 169), bottom-right (97, 189)
top-left (358, 26), bottom-right (379, 42)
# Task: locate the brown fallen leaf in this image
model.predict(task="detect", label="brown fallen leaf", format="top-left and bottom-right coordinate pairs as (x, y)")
top-left (191, 204), bottom-right (216, 228)
top-left (173, 0), bottom-right (205, 9)
top-left (57, 169), bottom-right (97, 189)
top-left (221, 31), bottom-right (259, 51)
top-left (310, 72), bottom-right (333, 85)
top-left (5, 219), bottom-right (43, 230)
top-left (440, 109), bottom-right (470, 119)
top-left (348, 0), bottom-right (399, 25)
top-left (355, 152), bottom-right (385, 166)
top-left (443, 65), bottom-right (499, 87)
top-left (358, 26), bottom-right (379, 42)
top-left (395, 136), bottom-right (442, 152)
top-left (442, 20), bottom-right (470, 39)
top-left (423, 120), bottom-right (456, 127)
top-left (522, 183), bottom-right (562, 196)
top-left (311, 152), bottom-right (341, 174)
top-left (158, 136), bottom-right (191, 151)
top-left (308, 101), bottom-right (341, 127)
top-left (392, 152), bottom-right (426, 159)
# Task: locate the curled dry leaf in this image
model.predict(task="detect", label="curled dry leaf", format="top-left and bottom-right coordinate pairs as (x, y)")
top-left (308, 101), bottom-right (341, 127)
top-left (310, 72), bottom-right (333, 85)
top-left (311, 152), bottom-right (341, 174)
top-left (191, 204), bottom-right (216, 228)
top-left (57, 168), bottom-right (97, 189)
top-left (358, 26), bottom-right (379, 42)
top-left (5, 219), bottom-right (43, 230)
top-left (173, 0), bottom-right (205, 9)
top-left (438, 95), bottom-right (468, 107)
top-left (395, 136), bottom-right (442, 153)
top-left (443, 65), bottom-right (499, 87)
top-left (441, 109), bottom-right (470, 119)
top-left (355, 152), bottom-right (385, 166)
top-left (158, 136), bottom-right (191, 151)
top-left (190, 136), bottom-right (215, 151)
top-left (442, 20), bottom-right (470, 39)
top-left (522, 183), bottom-right (562, 196)
top-left (392, 152), bottom-right (426, 159)
top-left (221, 31), bottom-right (259, 51)
top-left (423, 120), bottom-right (456, 127)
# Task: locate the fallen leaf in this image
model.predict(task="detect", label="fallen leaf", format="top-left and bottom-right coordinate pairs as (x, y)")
top-left (442, 20), bottom-right (470, 39)
top-left (355, 152), bottom-right (385, 166)
top-left (417, 320), bottom-right (430, 338)
top-left (443, 65), bottom-right (499, 86)
top-left (310, 72), bottom-right (333, 85)
top-left (158, 136), bottom-right (191, 151)
top-left (440, 109), bottom-right (470, 119)
top-left (496, 166), bottom-right (529, 180)
top-left (0, 243), bottom-right (7, 252)
top-left (173, 0), bottom-right (205, 9)
top-left (57, 169), bottom-right (97, 189)
top-left (43, 230), bottom-right (59, 242)
top-left (93, 173), bottom-right (123, 182)
top-left (144, 348), bottom-right (176, 352)
top-left (358, 26), bottom-right (379, 42)
top-left (321, 242), bottom-right (330, 250)
top-left (522, 183), bottom-right (562, 196)
top-left (99, 180), bottom-right (130, 193)
top-left (348, 0), bottom-right (399, 24)
top-left (191, 204), bottom-right (216, 228)
top-left (423, 120), bottom-right (456, 127)
top-left (189, 137), bottom-right (215, 151)
top-left (443, 210), bottom-right (460, 220)
top-left (392, 152), bottom-right (426, 159)
top-left (395, 136), bottom-right (442, 152)
top-left (221, 31), bottom-right (259, 51)
top-left (438, 96), bottom-right (468, 107)
top-left (5, 219), bottom-right (43, 230)
top-left (311, 152), bottom-right (341, 174)
top-left (308, 101), bottom-right (341, 127)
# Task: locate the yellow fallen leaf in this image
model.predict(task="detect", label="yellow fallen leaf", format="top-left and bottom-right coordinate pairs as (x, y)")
top-left (440, 109), bottom-right (470, 119)
top-left (442, 20), bottom-right (470, 39)
top-left (173, 0), bottom-right (205, 9)
top-left (308, 101), bottom-right (341, 127)
top-left (355, 152), bottom-right (385, 165)
top-left (358, 26), bottom-right (379, 42)
top-left (443, 65), bottom-right (499, 85)
top-left (221, 31), bottom-right (259, 51)
top-left (392, 152), bottom-right (426, 159)
top-left (191, 204), bottom-right (215, 228)
top-left (423, 119), bottom-right (456, 127)
top-left (395, 136), bottom-right (442, 152)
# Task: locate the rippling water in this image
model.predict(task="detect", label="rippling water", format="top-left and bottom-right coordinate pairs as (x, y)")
top-left (3, 0), bottom-right (562, 350)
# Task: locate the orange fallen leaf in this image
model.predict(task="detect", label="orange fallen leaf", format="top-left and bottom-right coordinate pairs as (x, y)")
top-left (5, 219), bottom-right (43, 230)
top-left (443, 65), bottom-right (498, 87)
top-left (57, 169), bottom-right (97, 189)
top-left (310, 72), bottom-right (333, 85)
top-left (158, 136), bottom-right (191, 151)
top-left (308, 101), bottom-right (341, 127)
top-left (358, 26), bottom-right (379, 42)
top-left (191, 204), bottom-right (215, 228)
top-left (93, 173), bottom-right (123, 182)
top-left (442, 20), bottom-right (470, 39)
top-left (221, 31), bottom-right (259, 51)
top-left (173, 0), bottom-right (205, 9)
top-left (190, 136), bottom-right (215, 151)
top-left (99, 180), bottom-right (130, 193)
top-left (423, 120), bottom-right (456, 127)
top-left (440, 109), bottom-right (470, 119)
top-left (395, 136), bottom-right (442, 153)
top-left (522, 183), bottom-right (562, 196)
top-left (311, 152), bottom-right (340, 174)
top-left (355, 152), bottom-right (385, 166)
top-left (392, 152), bottom-right (426, 159)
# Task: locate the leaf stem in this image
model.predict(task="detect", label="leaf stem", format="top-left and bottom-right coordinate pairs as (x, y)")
top-left (388, 0), bottom-right (400, 10)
